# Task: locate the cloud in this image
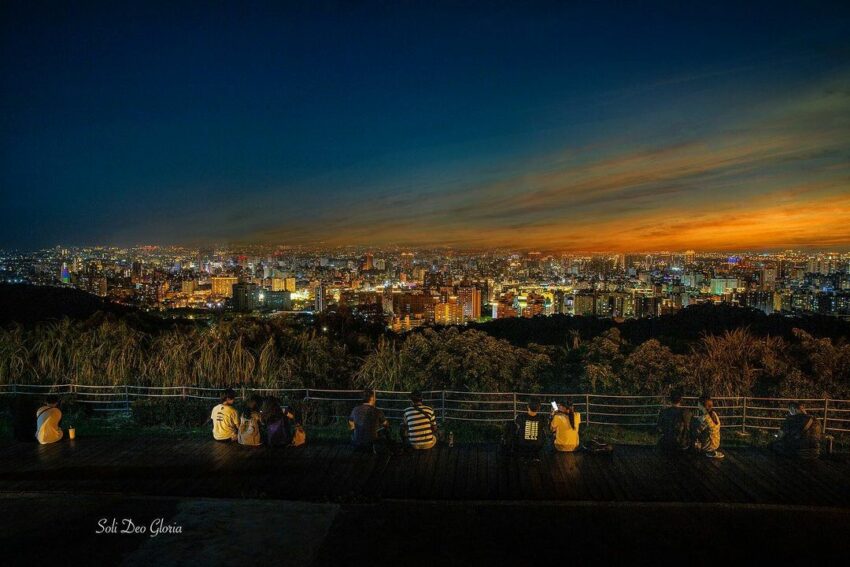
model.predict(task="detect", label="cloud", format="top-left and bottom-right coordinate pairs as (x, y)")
top-left (242, 74), bottom-right (850, 250)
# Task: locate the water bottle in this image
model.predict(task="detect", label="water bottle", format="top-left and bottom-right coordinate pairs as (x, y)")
top-left (448, 431), bottom-right (454, 448)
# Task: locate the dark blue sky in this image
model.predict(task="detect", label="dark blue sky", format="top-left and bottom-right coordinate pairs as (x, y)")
top-left (2, 1), bottom-right (849, 250)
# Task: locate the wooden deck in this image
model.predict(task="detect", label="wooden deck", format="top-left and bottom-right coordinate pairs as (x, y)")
top-left (1, 438), bottom-right (849, 506)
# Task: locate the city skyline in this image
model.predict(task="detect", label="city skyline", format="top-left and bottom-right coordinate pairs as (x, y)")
top-left (2, 2), bottom-right (850, 251)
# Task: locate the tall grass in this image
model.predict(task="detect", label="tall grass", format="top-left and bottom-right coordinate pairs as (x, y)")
top-left (1, 315), bottom-right (848, 399)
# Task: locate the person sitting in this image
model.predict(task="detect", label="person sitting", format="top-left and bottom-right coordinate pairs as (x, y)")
top-left (511, 400), bottom-right (548, 458)
top-left (772, 401), bottom-right (822, 460)
top-left (402, 390), bottom-right (437, 450)
top-left (211, 388), bottom-right (239, 442)
top-left (349, 388), bottom-right (390, 452)
top-left (35, 395), bottom-right (63, 445)
top-left (657, 390), bottom-right (691, 452)
top-left (550, 399), bottom-right (581, 452)
top-left (237, 395), bottom-right (263, 446)
top-left (691, 395), bottom-right (724, 459)
top-left (262, 397), bottom-right (299, 447)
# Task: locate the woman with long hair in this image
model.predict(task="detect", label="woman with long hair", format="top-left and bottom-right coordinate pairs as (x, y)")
top-left (550, 398), bottom-right (581, 452)
top-left (693, 395), bottom-right (724, 459)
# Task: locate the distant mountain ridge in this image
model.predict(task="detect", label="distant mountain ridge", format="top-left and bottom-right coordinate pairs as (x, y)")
top-left (0, 284), bottom-right (133, 326)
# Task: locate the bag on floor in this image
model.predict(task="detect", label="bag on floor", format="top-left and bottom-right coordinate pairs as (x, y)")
top-left (291, 425), bottom-right (306, 447)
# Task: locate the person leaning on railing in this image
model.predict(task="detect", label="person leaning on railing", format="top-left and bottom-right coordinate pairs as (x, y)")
top-left (772, 401), bottom-right (822, 460)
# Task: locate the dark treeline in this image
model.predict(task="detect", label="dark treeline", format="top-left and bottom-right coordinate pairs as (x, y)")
top-left (1, 285), bottom-right (849, 399)
top-left (469, 303), bottom-right (850, 352)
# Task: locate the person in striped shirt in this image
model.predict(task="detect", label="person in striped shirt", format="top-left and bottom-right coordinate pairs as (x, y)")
top-left (402, 391), bottom-right (437, 450)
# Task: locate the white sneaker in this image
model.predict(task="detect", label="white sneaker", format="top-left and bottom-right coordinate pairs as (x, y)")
top-left (706, 450), bottom-right (725, 459)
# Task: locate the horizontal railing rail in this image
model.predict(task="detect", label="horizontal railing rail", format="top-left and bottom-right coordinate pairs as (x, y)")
top-left (1, 384), bottom-right (847, 435)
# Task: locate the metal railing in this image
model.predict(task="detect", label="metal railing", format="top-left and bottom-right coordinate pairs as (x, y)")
top-left (2, 384), bottom-right (848, 435)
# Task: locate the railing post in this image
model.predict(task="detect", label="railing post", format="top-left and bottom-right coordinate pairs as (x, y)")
top-left (823, 398), bottom-right (829, 433)
top-left (124, 384), bottom-right (130, 414)
top-left (741, 396), bottom-right (747, 434)
top-left (441, 390), bottom-right (446, 425)
top-left (512, 392), bottom-right (518, 419)
top-left (585, 393), bottom-right (591, 426)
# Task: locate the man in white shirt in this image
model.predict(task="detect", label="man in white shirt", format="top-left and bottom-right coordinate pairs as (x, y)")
top-left (211, 388), bottom-right (239, 441)
top-left (35, 395), bottom-right (63, 445)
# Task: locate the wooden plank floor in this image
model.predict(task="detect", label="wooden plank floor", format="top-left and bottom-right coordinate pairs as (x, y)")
top-left (1, 439), bottom-right (848, 506)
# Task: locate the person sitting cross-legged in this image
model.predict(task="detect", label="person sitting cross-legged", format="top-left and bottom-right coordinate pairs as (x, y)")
top-left (691, 395), bottom-right (724, 459)
top-left (35, 394), bottom-right (64, 445)
top-left (511, 400), bottom-right (548, 460)
top-left (211, 388), bottom-right (239, 442)
top-left (402, 390), bottom-right (437, 450)
top-left (772, 401), bottom-right (822, 460)
top-left (349, 388), bottom-right (391, 453)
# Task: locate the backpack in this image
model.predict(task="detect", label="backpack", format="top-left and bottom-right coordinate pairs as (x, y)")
top-left (291, 424), bottom-right (306, 447)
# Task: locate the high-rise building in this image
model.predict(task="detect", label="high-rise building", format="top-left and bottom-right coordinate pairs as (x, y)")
top-left (434, 296), bottom-right (463, 325)
top-left (232, 283), bottom-right (260, 312)
top-left (262, 290), bottom-right (292, 311)
top-left (684, 250), bottom-right (696, 265)
top-left (710, 278), bottom-right (739, 295)
top-left (573, 292), bottom-right (596, 316)
top-left (212, 276), bottom-right (239, 297)
top-left (314, 283), bottom-right (326, 313)
top-left (760, 267), bottom-right (777, 291)
top-left (457, 286), bottom-right (481, 321)
top-left (362, 253), bottom-right (374, 271)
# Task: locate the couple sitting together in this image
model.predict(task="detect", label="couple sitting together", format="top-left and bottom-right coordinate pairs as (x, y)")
top-left (505, 399), bottom-right (582, 457)
top-left (349, 389), bottom-right (437, 453)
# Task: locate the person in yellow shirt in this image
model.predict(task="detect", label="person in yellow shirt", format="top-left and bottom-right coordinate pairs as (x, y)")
top-left (35, 395), bottom-right (63, 445)
top-left (692, 395), bottom-right (724, 459)
top-left (211, 388), bottom-right (239, 442)
top-left (550, 399), bottom-right (581, 452)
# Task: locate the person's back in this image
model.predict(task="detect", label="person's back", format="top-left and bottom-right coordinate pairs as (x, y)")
top-left (551, 402), bottom-right (581, 452)
top-left (692, 396), bottom-right (724, 458)
top-left (35, 399), bottom-right (63, 445)
top-left (237, 412), bottom-right (262, 447)
top-left (657, 393), bottom-right (691, 452)
top-left (514, 403), bottom-right (547, 455)
top-left (211, 389), bottom-right (239, 441)
top-left (782, 412), bottom-right (822, 460)
top-left (350, 403), bottom-right (384, 448)
top-left (403, 393), bottom-right (437, 450)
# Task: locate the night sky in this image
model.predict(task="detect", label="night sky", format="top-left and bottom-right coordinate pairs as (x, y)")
top-left (2, 1), bottom-right (849, 251)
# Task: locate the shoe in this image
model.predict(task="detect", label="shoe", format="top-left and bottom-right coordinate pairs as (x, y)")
top-left (705, 450), bottom-right (725, 459)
